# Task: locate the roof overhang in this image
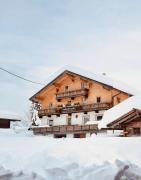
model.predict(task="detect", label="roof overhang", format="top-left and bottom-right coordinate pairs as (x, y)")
top-left (29, 70), bottom-right (131, 102)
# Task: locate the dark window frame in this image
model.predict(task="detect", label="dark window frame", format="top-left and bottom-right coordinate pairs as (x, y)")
top-left (97, 97), bottom-right (101, 103)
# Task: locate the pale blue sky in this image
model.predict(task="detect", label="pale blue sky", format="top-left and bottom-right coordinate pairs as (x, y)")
top-left (0, 0), bottom-right (141, 115)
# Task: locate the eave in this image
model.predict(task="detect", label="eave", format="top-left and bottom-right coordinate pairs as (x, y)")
top-left (29, 70), bottom-right (132, 102)
top-left (107, 108), bottom-right (141, 128)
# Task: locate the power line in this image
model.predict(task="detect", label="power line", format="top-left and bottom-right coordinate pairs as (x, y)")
top-left (0, 67), bottom-right (45, 85)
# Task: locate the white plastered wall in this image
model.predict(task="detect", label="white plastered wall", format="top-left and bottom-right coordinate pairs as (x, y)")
top-left (40, 110), bottom-right (106, 126)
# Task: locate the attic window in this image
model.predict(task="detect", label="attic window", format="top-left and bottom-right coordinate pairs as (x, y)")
top-left (97, 97), bottom-right (101, 103)
top-left (49, 120), bottom-right (53, 126)
top-left (65, 86), bottom-right (69, 91)
top-left (56, 88), bottom-right (59, 93)
top-left (81, 82), bottom-right (87, 89)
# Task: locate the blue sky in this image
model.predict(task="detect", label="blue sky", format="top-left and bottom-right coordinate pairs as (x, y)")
top-left (0, 0), bottom-right (141, 115)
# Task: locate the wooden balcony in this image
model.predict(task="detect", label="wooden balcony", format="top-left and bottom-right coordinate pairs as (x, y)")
top-left (32, 124), bottom-right (98, 135)
top-left (39, 108), bottom-right (60, 116)
top-left (38, 102), bottom-right (111, 117)
top-left (56, 88), bottom-right (89, 100)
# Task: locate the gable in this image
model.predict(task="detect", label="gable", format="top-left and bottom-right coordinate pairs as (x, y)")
top-left (29, 70), bottom-right (115, 102)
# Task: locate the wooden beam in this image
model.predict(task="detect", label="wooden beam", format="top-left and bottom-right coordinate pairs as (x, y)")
top-left (108, 109), bottom-right (141, 128)
top-left (52, 82), bottom-right (60, 87)
top-left (108, 109), bottom-right (136, 127)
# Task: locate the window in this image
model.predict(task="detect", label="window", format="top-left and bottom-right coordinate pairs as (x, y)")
top-left (49, 120), bottom-right (53, 126)
top-left (96, 115), bottom-right (103, 121)
top-left (81, 82), bottom-right (87, 89)
top-left (83, 115), bottom-right (90, 124)
top-left (75, 115), bottom-right (78, 118)
top-left (49, 103), bottom-right (53, 108)
top-left (65, 86), bottom-right (69, 91)
top-left (56, 88), bottom-right (59, 93)
top-left (81, 82), bottom-right (85, 89)
top-left (97, 97), bottom-right (101, 103)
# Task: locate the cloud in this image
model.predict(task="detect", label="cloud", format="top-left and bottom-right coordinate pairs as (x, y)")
top-left (0, 0), bottom-right (141, 114)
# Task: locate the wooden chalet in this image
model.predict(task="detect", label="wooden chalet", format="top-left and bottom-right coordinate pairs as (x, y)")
top-left (30, 67), bottom-right (133, 138)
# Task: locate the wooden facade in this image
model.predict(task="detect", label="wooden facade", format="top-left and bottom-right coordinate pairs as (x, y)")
top-left (30, 71), bottom-right (130, 112)
top-left (38, 102), bottom-right (111, 117)
top-left (30, 70), bottom-right (131, 137)
top-left (107, 109), bottom-right (141, 136)
top-left (32, 124), bottom-right (97, 137)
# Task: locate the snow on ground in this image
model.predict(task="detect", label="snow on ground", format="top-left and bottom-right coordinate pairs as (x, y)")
top-left (0, 130), bottom-right (141, 180)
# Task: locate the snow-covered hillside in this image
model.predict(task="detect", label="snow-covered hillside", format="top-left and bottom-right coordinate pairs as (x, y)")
top-left (0, 132), bottom-right (141, 180)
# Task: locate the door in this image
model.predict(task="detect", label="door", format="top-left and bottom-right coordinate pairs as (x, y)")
top-left (74, 133), bottom-right (86, 138)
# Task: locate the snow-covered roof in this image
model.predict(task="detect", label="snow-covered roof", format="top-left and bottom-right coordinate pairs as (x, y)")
top-left (32, 66), bottom-right (139, 99)
top-left (0, 111), bottom-right (21, 121)
top-left (98, 96), bottom-right (141, 129)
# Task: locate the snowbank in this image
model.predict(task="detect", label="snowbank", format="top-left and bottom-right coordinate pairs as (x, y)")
top-left (0, 136), bottom-right (141, 179)
top-left (0, 128), bottom-right (33, 137)
top-left (99, 95), bottom-right (141, 129)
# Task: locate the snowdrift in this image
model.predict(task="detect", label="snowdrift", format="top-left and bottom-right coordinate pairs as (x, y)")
top-left (0, 136), bottom-right (141, 179)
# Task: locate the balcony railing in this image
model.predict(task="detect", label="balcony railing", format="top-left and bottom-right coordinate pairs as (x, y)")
top-left (32, 124), bottom-right (98, 135)
top-left (56, 88), bottom-right (89, 100)
top-left (38, 102), bottom-right (111, 117)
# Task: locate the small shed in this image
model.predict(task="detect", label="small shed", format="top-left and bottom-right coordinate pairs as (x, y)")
top-left (107, 108), bottom-right (141, 136)
top-left (0, 111), bottom-right (21, 129)
top-left (99, 96), bottom-right (141, 136)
